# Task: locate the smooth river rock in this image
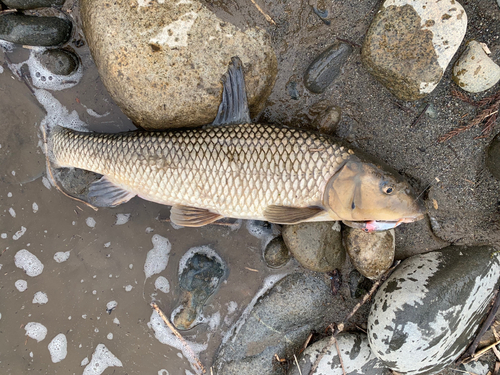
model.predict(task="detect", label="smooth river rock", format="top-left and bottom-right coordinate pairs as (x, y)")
top-left (80, 0), bottom-right (277, 130)
top-left (368, 246), bottom-right (500, 375)
top-left (0, 13), bottom-right (72, 46)
top-left (36, 49), bottom-right (79, 76)
top-left (263, 236), bottom-right (290, 269)
top-left (2, 0), bottom-right (66, 9)
top-left (344, 228), bottom-right (395, 280)
top-left (362, 0), bottom-right (467, 100)
top-left (213, 273), bottom-right (332, 375)
top-left (453, 41), bottom-right (500, 93)
top-left (282, 222), bottom-right (345, 272)
top-left (289, 333), bottom-right (389, 375)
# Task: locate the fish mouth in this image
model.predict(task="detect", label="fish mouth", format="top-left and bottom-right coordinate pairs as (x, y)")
top-left (343, 216), bottom-right (424, 232)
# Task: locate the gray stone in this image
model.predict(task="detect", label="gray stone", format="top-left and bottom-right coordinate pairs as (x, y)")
top-left (362, 0), bottom-right (467, 100)
top-left (282, 222), bottom-right (345, 273)
top-left (348, 270), bottom-right (373, 299)
top-left (344, 228), bottom-right (395, 280)
top-left (304, 42), bottom-right (352, 94)
top-left (289, 333), bottom-right (389, 375)
top-left (487, 133), bottom-right (500, 180)
top-left (263, 236), bottom-right (290, 269)
top-left (0, 14), bottom-right (72, 46)
top-left (2, 0), bottom-right (66, 10)
top-left (213, 273), bottom-right (332, 375)
top-left (36, 49), bottom-right (79, 76)
top-left (453, 41), bottom-right (500, 93)
top-left (312, 105), bottom-right (342, 135)
top-left (80, 0), bottom-right (277, 130)
top-left (368, 246), bottom-right (500, 375)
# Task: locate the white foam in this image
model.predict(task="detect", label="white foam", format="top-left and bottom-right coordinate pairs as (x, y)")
top-left (83, 344), bottom-right (123, 375)
top-left (222, 274), bottom-right (286, 345)
top-left (27, 50), bottom-right (83, 91)
top-left (148, 311), bottom-right (207, 373)
top-left (7, 192), bottom-right (12, 197)
top-left (25, 322), bottom-right (48, 342)
top-left (1, 233), bottom-right (6, 239)
top-left (34, 89), bottom-right (88, 133)
top-left (207, 312), bottom-right (221, 331)
top-left (113, 318), bottom-right (120, 325)
top-left (54, 251), bottom-right (71, 263)
top-left (106, 301), bottom-right (118, 311)
top-left (158, 370), bottom-right (170, 375)
top-left (0, 66), bottom-right (3, 74)
top-left (0, 40), bottom-right (15, 52)
top-left (85, 108), bottom-right (110, 118)
top-left (107, 333), bottom-right (113, 340)
top-left (48, 333), bottom-right (67, 363)
top-left (154, 276), bottom-right (170, 293)
top-left (13, 226), bottom-right (26, 240)
top-left (227, 301), bottom-right (238, 315)
top-left (114, 213), bottom-right (131, 225)
top-left (146, 227), bottom-right (154, 233)
top-left (32, 202), bottom-right (39, 213)
top-left (15, 250), bottom-right (44, 277)
top-left (104, 242), bottom-right (111, 248)
top-left (81, 357), bottom-right (89, 366)
top-left (86, 217), bottom-right (96, 228)
top-left (124, 285), bottom-right (133, 292)
top-left (178, 246), bottom-right (224, 277)
top-left (144, 235), bottom-right (171, 279)
top-left (9, 207), bottom-right (16, 217)
top-left (15, 280), bottom-right (28, 292)
top-left (42, 176), bottom-right (52, 190)
top-left (33, 291), bottom-right (48, 304)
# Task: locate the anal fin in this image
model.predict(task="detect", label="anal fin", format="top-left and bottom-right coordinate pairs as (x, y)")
top-left (87, 176), bottom-right (136, 207)
top-left (264, 205), bottom-right (325, 224)
top-left (171, 205), bottom-right (223, 227)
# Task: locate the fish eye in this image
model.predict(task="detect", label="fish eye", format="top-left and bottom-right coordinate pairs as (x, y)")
top-left (383, 186), bottom-right (394, 195)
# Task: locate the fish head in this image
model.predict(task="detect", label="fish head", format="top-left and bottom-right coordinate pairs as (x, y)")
top-left (323, 158), bottom-right (425, 231)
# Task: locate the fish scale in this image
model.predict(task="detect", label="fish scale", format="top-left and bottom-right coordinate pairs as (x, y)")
top-left (49, 123), bottom-right (353, 219)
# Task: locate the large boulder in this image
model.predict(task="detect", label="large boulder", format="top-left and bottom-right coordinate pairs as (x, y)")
top-left (368, 246), bottom-right (500, 375)
top-left (80, 0), bottom-right (277, 129)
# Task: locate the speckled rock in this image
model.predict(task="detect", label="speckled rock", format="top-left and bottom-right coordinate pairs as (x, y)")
top-left (2, 0), bottom-right (66, 9)
top-left (289, 333), bottom-right (389, 375)
top-left (282, 222), bottom-right (345, 273)
top-left (362, 0), bottom-right (467, 100)
top-left (0, 14), bottom-right (72, 46)
top-left (263, 236), bottom-right (290, 269)
top-left (36, 49), bottom-right (79, 76)
top-left (214, 273), bottom-right (333, 375)
top-left (304, 42), bottom-right (352, 94)
top-left (453, 41), bottom-right (500, 93)
top-left (486, 133), bottom-right (500, 180)
top-left (344, 228), bottom-right (395, 280)
top-left (80, 0), bottom-right (277, 130)
top-left (368, 246), bottom-right (500, 375)
top-left (313, 105), bottom-right (342, 135)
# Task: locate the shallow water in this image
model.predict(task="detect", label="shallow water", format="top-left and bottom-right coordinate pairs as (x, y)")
top-left (0, 41), bottom-right (297, 374)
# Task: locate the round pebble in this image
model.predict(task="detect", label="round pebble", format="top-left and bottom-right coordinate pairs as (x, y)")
top-left (36, 49), bottom-right (79, 76)
top-left (263, 236), bottom-right (290, 269)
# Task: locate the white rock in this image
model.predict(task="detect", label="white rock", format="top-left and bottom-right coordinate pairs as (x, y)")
top-left (453, 40), bottom-right (500, 93)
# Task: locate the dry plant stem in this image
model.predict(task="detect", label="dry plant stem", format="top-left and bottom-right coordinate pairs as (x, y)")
top-left (151, 303), bottom-right (206, 374)
top-left (249, 0), bottom-right (276, 25)
top-left (294, 354), bottom-right (303, 375)
top-left (333, 337), bottom-right (347, 375)
top-left (309, 261), bottom-right (401, 375)
top-left (461, 338), bottom-right (500, 364)
top-left (494, 361), bottom-right (500, 375)
top-left (459, 288), bottom-right (500, 363)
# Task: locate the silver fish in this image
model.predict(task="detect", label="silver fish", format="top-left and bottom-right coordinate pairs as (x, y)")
top-left (44, 58), bottom-right (424, 230)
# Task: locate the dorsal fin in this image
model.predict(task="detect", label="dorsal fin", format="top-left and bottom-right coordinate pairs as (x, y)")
top-left (170, 205), bottom-right (223, 227)
top-left (263, 205), bottom-right (325, 224)
top-left (211, 56), bottom-right (251, 126)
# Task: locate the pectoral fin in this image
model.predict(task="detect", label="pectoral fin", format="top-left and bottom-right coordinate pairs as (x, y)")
top-left (263, 205), bottom-right (325, 224)
top-left (170, 205), bottom-right (223, 227)
top-left (211, 56), bottom-right (251, 126)
top-left (88, 176), bottom-right (136, 207)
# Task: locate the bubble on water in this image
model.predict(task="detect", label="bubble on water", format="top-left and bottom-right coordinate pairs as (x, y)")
top-left (33, 291), bottom-right (48, 304)
top-left (32, 202), bottom-right (39, 213)
top-left (158, 370), bottom-right (170, 375)
top-left (113, 318), bottom-right (120, 325)
top-left (106, 301), bottom-right (118, 312)
top-left (25, 322), bottom-right (48, 342)
top-left (114, 213), bottom-right (130, 225)
top-left (13, 226), bottom-right (26, 240)
top-left (146, 227), bottom-right (154, 233)
top-left (15, 250), bottom-right (44, 277)
top-left (7, 192), bottom-right (12, 197)
top-left (8, 207), bottom-right (16, 218)
top-left (86, 217), bottom-right (96, 228)
top-left (106, 333), bottom-right (113, 340)
top-left (1, 233), bottom-right (6, 239)
top-left (48, 333), bottom-right (67, 363)
top-left (104, 242), bottom-right (111, 248)
top-left (15, 279), bottom-right (28, 292)
top-left (27, 50), bottom-right (83, 91)
top-left (82, 344), bottom-right (122, 375)
top-left (124, 285), bottom-right (133, 292)
top-left (54, 251), bottom-right (71, 263)
top-left (144, 235), bottom-right (171, 279)
top-left (154, 276), bottom-right (170, 294)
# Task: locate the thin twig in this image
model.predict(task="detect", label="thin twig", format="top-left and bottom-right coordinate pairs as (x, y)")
top-left (294, 354), bottom-right (303, 375)
top-left (151, 303), bottom-right (206, 374)
top-left (249, 0), bottom-right (276, 25)
top-left (410, 103), bottom-right (430, 128)
top-left (333, 337), bottom-right (347, 375)
top-left (461, 339), bottom-right (500, 364)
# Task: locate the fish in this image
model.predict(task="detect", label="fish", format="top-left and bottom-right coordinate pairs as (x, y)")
top-left (43, 57), bottom-right (424, 231)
